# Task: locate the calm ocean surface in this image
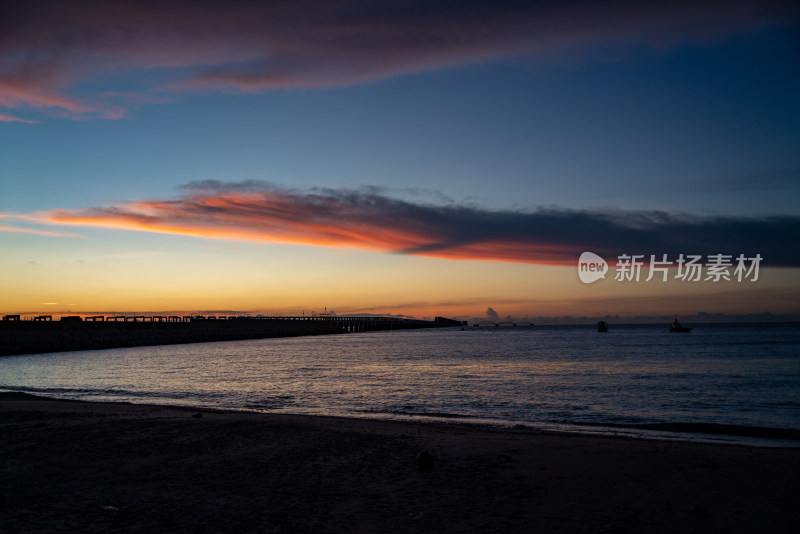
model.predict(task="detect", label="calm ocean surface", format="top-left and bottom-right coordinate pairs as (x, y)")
top-left (2, 323), bottom-right (799, 447)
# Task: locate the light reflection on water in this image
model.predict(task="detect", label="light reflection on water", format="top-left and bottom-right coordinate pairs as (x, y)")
top-left (1, 323), bottom-right (799, 446)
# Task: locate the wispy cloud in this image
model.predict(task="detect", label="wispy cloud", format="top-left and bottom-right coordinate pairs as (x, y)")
top-left (2, 0), bottom-right (796, 119)
top-left (29, 181), bottom-right (800, 266)
top-left (0, 113), bottom-right (38, 123)
top-left (108, 251), bottom-right (165, 258)
top-left (0, 223), bottom-right (83, 238)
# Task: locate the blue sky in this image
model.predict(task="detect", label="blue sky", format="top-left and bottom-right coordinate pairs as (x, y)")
top-left (4, 18), bottom-right (798, 214)
top-left (1, 1), bottom-right (799, 318)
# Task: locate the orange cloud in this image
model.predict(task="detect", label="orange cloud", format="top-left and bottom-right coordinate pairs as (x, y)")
top-left (43, 191), bottom-right (447, 255)
top-left (31, 182), bottom-right (800, 266)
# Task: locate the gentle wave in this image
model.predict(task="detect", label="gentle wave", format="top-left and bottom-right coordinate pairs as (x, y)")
top-left (1, 323), bottom-right (799, 447)
top-left (573, 421), bottom-right (800, 441)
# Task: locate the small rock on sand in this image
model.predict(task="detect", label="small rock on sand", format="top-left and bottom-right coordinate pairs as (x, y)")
top-left (416, 451), bottom-right (434, 470)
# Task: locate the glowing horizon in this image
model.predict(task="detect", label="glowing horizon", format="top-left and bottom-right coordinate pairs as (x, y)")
top-left (2, 1), bottom-right (799, 321)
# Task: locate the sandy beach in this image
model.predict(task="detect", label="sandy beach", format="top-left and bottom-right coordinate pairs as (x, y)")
top-left (1, 392), bottom-right (798, 533)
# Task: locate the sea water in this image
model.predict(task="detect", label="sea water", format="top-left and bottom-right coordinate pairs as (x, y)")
top-left (1, 323), bottom-right (799, 446)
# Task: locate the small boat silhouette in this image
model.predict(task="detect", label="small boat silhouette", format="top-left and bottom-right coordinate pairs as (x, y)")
top-left (669, 317), bottom-right (692, 333)
top-left (596, 320), bottom-right (608, 332)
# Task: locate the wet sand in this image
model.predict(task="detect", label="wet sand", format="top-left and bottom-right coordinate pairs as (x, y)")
top-left (1, 392), bottom-right (798, 533)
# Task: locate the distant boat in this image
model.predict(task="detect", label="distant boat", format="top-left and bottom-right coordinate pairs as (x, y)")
top-left (669, 317), bottom-right (692, 333)
top-left (596, 321), bottom-right (608, 332)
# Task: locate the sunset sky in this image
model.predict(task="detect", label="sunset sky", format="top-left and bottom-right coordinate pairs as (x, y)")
top-left (1, 0), bottom-right (799, 321)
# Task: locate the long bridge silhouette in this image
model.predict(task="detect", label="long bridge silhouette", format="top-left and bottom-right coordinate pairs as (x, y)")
top-left (1, 313), bottom-right (458, 332)
top-left (0, 314), bottom-right (465, 356)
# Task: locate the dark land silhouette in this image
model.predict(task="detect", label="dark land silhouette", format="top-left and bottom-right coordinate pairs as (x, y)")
top-left (0, 315), bottom-right (463, 356)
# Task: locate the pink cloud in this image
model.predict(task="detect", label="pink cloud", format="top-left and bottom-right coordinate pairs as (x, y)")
top-left (2, 1), bottom-right (796, 120)
top-left (0, 77), bottom-right (124, 119)
top-left (28, 182), bottom-right (800, 266)
top-left (0, 112), bottom-right (37, 123)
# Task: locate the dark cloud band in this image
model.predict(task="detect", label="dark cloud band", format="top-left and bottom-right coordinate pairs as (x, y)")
top-left (40, 181), bottom-right (800, 266)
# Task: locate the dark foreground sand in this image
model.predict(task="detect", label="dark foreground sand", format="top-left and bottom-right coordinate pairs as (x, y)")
top-left (1, 393), bottom-right (798, 533)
